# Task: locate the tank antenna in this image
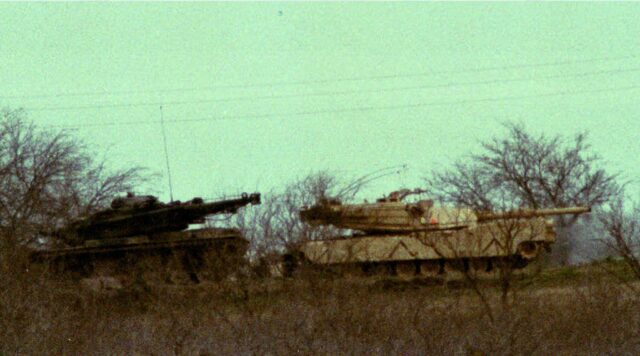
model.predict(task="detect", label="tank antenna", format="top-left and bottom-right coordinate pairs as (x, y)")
top-left (159, 105), bottom-right (174, 202)
top-left (338, 164), bottom-right (408, 198)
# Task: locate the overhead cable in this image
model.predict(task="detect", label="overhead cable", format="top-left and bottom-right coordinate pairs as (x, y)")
top-left (3, 54), bottom-right (638, 100)
top-left (49, 84), bottom-right (640, 129)
top-left (22, 67), bottom-right (640, 112)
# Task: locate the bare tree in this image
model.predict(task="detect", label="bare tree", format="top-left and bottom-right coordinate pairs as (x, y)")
top-left (233, 171), bottom-right (362, 274)
top-left (598, 192), bottom-right (640, 280)
top-left (426, 122), bottom-right (616, 264)
top-left (0, 108), bottom-right (151, 254)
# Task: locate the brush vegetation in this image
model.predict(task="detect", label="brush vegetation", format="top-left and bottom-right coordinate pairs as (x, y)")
top-left (1, 259), bottom-right (639, 355)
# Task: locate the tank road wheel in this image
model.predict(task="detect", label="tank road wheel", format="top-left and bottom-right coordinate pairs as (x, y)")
top-left (468, 258), bottom-right (496, 279)
top-left (196, 246), bottom-right (222, 282)
top-left (444, 259), bottom-right (467, 277)
top-left (126, 252), bottom-right (171, 285)
top-left (517, 241), bottom-right (542, 260)
top-left (418, 261), bottom-right (442, 278)
top-left (153, 250), bottom-right (176, 284)
top-left (511, 255), bottom-right (530, 269)
top-left (156, 250), bottom-right (198, 285)
top-left (281, 253), bottom-right (299, 278)
top-left (361, 262), bottom-right (392, 277)
top-left (441, 258), bottom-right (470, 284)
top-left (92, 256), bottom-right (122, 278)
top-left (491, 256), bottom-right (530, 271)
top-left (341, 263), bottom-right (368, 278)
top-left (199, 240), bottom-right (248, 282)
top-left (64, 255), bottom-right (95, 280)
top-left (182, 248), bottom-right (205, 283)
top-left (395, 261), bottom-right (419, 279)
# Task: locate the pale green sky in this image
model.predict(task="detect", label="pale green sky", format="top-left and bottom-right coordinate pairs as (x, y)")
top-left (1, 3), bottom-right (639, 201)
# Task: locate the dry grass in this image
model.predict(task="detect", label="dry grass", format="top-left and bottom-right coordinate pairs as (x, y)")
top-left (1, 261), bottom-right (639, 355)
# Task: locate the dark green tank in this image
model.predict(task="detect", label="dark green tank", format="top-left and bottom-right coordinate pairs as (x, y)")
top-left (32, 192), bottom-right (261, 284)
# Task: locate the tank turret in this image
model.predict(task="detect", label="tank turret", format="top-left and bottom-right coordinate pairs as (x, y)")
top-left (110, 192), bottom-right (162, 210)
top-left (300, 192), bottom-right (590, 233)
top-left (54, 192), bottom-right (261, 245)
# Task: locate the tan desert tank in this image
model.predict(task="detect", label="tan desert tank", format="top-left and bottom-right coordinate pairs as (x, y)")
top-left (31, 192), bottom-right (261, 284)
top-left (290, 189), bottom-right (590, 277)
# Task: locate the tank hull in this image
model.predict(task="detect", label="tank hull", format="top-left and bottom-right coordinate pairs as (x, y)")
top-left (293, 218), bottom-right (554, 277)
top-left (31, 228), bottom-right (248, 284)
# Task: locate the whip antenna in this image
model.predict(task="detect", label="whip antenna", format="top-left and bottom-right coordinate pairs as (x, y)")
top-left (159, 105), bottom-right (174, 202)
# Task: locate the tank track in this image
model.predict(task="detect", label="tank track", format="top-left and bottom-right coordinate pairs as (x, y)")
top-left (30, 228), bottom-right (248, 285)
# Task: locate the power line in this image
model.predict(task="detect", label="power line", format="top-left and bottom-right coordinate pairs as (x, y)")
top-left (22, 67), bottom-right (640, 112)
top-left (3, 54), bottom-right (638, 100)
top-left (51, 84), bottom-right (640, 129)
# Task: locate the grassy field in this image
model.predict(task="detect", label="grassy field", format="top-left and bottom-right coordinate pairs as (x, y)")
top-left (1, 259), bottom-right (639, 355)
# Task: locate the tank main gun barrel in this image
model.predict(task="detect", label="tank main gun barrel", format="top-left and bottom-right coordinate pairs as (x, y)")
top-left (475, 206), bottom-right (590, 221)
top-left (179, 193), bottom-right (261, 218)
top-left (97, 192), bottom-right (261, 227)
